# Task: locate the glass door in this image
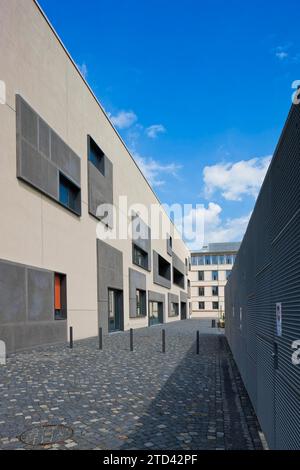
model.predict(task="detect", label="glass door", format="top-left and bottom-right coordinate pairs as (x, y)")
top-left (108, 289), bottom-right (122, 332)
top-left (149, 301), bottom-right (162, 326)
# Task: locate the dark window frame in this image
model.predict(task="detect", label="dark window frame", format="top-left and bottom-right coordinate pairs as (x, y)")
top-left (212, 286), bottom-right (219, 296)
top-left (199, 287), bottom-right (205, 296)
top-left (59, 173), bottom-right (81, 216)
top-left (88, 136), bottom-right (105, 176)
top-left (169, 302), bottom-right (179, 317)
top-left (158, 254), bottom-right (171, 281)
top-left (132, 244), bottom-right (149, 271)
top-left (136, 289), bottom-right (147, 318)
top-left (173, 266), bottom-right (185, 288)
top-left (54, 272), bottom-right (67, 321)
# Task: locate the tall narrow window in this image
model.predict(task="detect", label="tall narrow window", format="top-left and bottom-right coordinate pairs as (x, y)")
top-left (198, 271), bottom-right (204, 281)
top-left (136, 290), bottom-right (146, 317)
top-left (212, 271), bottom-right (219, 281)
top-left (199, 287), bottom-right (205, 296)
top-left (212, 286), bottom-right (219, 296)
top-left (54, 273), bottom-right (67, 320)
top-left (89, 137), bottom-right (105, 175)
top-left (59, 173), bottom-right (81, 215)
top-left (198, 302), bottom-right (205, 310)
top-left (133, 244), bottom-right (148, 270)
top-left (169, 302), bottom-right (179, 317)
top-left (205, 255), bottom-right (211, 265)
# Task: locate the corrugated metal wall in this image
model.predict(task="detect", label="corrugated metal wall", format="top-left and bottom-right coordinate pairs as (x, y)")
top-left (225, 102), bottom-right (300, 449)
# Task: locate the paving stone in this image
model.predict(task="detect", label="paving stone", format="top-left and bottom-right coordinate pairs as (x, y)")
top-left (0, 319), bottom-right (263, 450)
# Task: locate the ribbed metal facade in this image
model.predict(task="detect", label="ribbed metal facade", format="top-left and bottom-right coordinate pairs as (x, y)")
top-left (225, 102), bottom-right (300, 449)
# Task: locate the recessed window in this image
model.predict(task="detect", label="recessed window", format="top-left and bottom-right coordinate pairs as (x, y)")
top-left (173, 267), bottom-right (185, 288)
top-left (89, 137), bottom-right (105, 175)
top-left (213, 301), bottom-right (219, 310)
top-left (205, 255), bottom-right (211, 265)
top-left (212, 286), bottom-right (219, 296)
top-left (219, 255), bottom-right (225, 265)
top-left (169, 236), bottom-right (173, 249)
top-left (226, 254), bottom-right (233, 264)
top-left (198, 271), bottom-right (204, 281)
top-left (59, 173), bottom-right (81, 215)
top-left (169, 302), bottom-right (179, 317)
top-left (199, 287), bottom-right (205, 296)
top-left (136, 289), bottom-right (146, 317)
top-left (212, 271), bottom-right (219, 281)
top-left (199, 301), bottom-right (205, 310)
top-left (54, 273), bottom-right (67, 321)
top-left (212, 255), bottom-right (218, 265)
top-left (192, 256), bottom-right (204, 266)
top-left (133, 244), bottom-right (148, 270)
top-left (158, 255), bottom-right (171, 281)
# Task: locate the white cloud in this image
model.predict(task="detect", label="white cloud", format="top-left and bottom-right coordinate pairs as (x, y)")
top-left (276, 51), bottom-right (288, 60)
top-left (274, 45), bottom-right (300, 63)
top-left (203, 156), bottom-right (271, 201)
top-left (78, 63), bottom-right (88, 79)
top-left (176, 202), bottom-right (250, 250)
top-left (133, 153), bottom-right (181, 187)
top-left (146, 124), bottom-right (166, 139)
top-left (110, 110), bottom-right (138, 130)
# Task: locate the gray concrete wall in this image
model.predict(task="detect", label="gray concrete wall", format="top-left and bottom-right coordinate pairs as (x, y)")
top-left (97, 240), bottom-right (124, 333)
top-left (172, 252), bottom-right (185, 275)
top-left (153, 251), bottom-right (171, 289)
top-left (129, 268), bottom-right (147, 318)
top-left (168, 293), bottom-right (179, 317)
top-left (16, 95), bottom-right (81, 215)
top-left (88, 135), bottom-right (114, 227)
top-left (0, 259), bottom-right (67, 353)
top-left (148, 290), bottom-right (166, 323)
top-left (166, 235), bottom-right (172, 257)
top-left (132, 214), bottom-right (152, 271)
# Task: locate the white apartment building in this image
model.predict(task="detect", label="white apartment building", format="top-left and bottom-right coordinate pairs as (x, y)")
top-left (190, 243), bottom-right (240, 319)
top-left (0, 0), bottom-right (191, 353)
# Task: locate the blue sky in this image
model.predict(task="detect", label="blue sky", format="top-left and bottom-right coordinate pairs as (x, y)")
top-left (39, 0), bottom-right (300, 246)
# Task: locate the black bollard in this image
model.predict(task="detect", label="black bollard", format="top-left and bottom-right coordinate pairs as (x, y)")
top-left (212, 319), bottom-right (216, 328)
top-left (130, 328), bottom-right (134, 352)
top-left (196, 331), bottom-right (200, 355)
top-left (162, 329), bottom-right (166, 353)
top-left (99, 327), bottom-right (103, 350)
top-left (69, 326), bottom-right (73, 349)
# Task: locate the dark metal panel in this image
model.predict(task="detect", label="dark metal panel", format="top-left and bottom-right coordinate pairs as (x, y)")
top-left (225, 102), bottom-right (300, 450)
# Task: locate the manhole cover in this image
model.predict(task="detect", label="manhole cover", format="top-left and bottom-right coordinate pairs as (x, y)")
top-left (19, 424), bottom-right (73, 446)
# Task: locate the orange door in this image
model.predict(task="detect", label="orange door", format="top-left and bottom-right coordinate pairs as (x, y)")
top-left (54, 274), bottom-right (61, 310)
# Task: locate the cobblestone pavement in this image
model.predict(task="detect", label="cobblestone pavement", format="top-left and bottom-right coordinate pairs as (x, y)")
top-left (0, 319), bottom-right (263, 450)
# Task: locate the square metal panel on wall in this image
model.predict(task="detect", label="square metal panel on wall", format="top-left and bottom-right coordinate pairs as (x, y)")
top-left (16, 94), bottom-right (82, 215)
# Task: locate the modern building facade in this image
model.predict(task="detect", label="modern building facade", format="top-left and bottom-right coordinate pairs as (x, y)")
top-left (190, 243), bottom-right (240, 319)
top-left (0, 0), bottom-right (191, 353)
top-left (225, 99), bottom-right (300, 448)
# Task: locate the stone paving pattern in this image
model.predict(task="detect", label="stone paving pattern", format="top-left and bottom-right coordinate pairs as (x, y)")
top-left (0, 319), bottom-right (263, 450)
